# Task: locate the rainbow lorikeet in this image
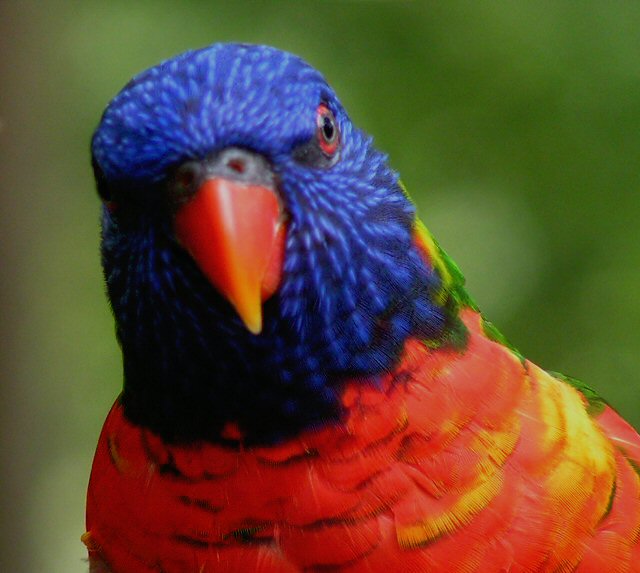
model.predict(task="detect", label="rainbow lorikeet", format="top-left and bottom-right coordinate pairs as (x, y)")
top-left (83, 44), bottom-right (640, 573)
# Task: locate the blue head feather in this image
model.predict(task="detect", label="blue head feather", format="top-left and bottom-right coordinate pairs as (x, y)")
top-left (93, 44), bottom-right (447, 444)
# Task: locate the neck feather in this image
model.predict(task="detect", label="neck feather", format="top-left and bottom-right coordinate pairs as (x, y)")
top-left (103, 205), bottom-right (457, 445)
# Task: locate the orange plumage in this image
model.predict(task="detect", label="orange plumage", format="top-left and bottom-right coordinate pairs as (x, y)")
top-left (85, 310), bottom-right (640, 572)
top-left (85, 44), bottom-right (640, 573)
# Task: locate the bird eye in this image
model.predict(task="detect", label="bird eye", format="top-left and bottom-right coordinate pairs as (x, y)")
top-left (92, 156), bottom-right (119, 212)
top-left (92, 157), bottom-right (111, 202)
top-left (316, 104), bottom-right (339, 156)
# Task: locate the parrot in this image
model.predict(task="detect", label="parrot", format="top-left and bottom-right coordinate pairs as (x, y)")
top-left (83, 43), bottom-right (640, 573)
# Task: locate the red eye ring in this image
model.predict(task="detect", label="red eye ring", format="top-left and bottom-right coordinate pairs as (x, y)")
top-left (316, 104), bottom-right (339, 156)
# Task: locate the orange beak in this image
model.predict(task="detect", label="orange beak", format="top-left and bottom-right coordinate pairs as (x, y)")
top-left (174, 178), bottom-right (285, 334)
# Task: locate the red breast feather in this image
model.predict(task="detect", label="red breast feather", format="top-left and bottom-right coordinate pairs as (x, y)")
top-left (85, 310), bottom-right (640, 572)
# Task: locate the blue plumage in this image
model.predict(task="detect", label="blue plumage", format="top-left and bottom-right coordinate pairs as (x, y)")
top-left (94, 45), bottom-right (326, 183)
top-left (93, 44), bottom-right (447, 444)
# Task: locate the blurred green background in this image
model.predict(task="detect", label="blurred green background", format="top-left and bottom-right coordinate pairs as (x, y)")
top-left (1, 1), bottom-right (639, 571)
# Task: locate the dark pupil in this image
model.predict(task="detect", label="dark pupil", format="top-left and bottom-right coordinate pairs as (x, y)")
top-left (322, 115), bottom-right (335, 141)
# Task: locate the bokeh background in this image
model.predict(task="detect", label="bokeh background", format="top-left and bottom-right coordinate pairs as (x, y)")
top-left (1, 1), bottom-right (639, 571)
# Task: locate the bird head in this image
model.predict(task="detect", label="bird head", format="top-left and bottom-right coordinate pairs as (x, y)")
top-left (92, 44), bottom-right (447, 444)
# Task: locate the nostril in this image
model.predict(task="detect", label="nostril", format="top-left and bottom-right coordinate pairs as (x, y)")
top-left (172, 162), bottom-right (202, 198)
top-left (227, 158), bottom-right (246, 174)
top-left (207, 148), bottom-right (273, 186)
top-left (177, 167), bottom-right (197, 189)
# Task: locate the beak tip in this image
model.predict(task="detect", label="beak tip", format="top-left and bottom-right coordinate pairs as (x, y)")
top-left (245, 318), bottom-right (263, 336)
top-left (175, 177), bottom-right (280, 337)
top-left (234, 302), bottom-right (263, 335)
